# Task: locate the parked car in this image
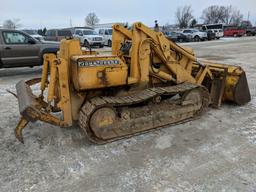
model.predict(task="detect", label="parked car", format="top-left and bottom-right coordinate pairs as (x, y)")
top-left (212, 29), bottom-right (223, 39)
top-left (73, 29), bottom-right (104, 48)
top-left (0, 29), bottom-right (59, 68)
top-left (177, 32), bottom-right (192, 42)
top-left (206, 30), bottom-right (216, 40)
top-left (182, 29), bottom-right (208, 41)
top-left (224, 28), bottom-right (246, 37)
top-left (245, 28), bottom-right (256, 36)
top-left (202, 24), bottom-right (224, 39)
top-left (240, 20), bottom-right (256, 36)
top-left (22, 29), bottom-right (44, 41)
top-left (95, 28), bottom-right (113, 47)
top-left (165, 31), bottom-right (178, 42)
top-left (165, 31), bottom-right (191, 42)
top-left (44, 29), bottom-right (72, 41)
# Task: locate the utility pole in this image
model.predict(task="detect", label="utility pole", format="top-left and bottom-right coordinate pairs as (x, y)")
top-left (247, 12), bottom-right (250, 21)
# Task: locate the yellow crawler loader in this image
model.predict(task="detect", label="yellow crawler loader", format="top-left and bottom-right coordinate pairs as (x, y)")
top-left (14, 23), bottom-right (251, 144)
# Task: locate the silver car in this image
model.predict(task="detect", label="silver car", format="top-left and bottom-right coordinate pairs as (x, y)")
top-left (73, 29), bottom-right (104, 48)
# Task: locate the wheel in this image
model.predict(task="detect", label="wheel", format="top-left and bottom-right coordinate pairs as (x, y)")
top-left (194, 36), bottom-right (200, 42)
top-left (89, 107), bottom-right (117, 140)
top-left (83, 40), bottom-right (90, 48)
top-left (181, 88), bottom-right (209, 116)
top-left (246, 32), bottom-right (252, 36)
top-left (108, 40), bottom-right (112, 47)
top-left (182, 89), bottom-right (202, 107)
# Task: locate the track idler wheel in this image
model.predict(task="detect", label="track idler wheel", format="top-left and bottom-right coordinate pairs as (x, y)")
top-left (182, 89), bottom-right (203, 107)
top-left (89, 107), bottom-right (117, 140)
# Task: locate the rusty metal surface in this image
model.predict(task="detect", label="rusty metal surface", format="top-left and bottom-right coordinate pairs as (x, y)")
top-left (14, 80), bottom-right (64, 143)
top-left (210, 78), bottom-right (226, 108)
top-left (14, 117), bottom-right (29, 144)
top-left (16, 80), bottom-right (38, 122)
top-left (233, 72), bottom-right (251, 105)
top-left (79, 83), bottom-right (210, 144)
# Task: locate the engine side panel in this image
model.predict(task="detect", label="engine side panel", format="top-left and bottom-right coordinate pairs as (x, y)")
top-left (71, 56), bottom-right (128, 90)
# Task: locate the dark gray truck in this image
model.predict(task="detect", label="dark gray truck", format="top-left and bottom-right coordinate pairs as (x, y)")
top-left (0, 29), bottom-right (59, 68)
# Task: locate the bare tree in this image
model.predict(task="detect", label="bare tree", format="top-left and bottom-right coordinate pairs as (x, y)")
top-left (224, 6), bottom-right (243, 26)
top-left (201, 5), bottom-right (227, 24)
top-left (175, 5), bottom-right (194, 28)
top-left (201, 5), bottom-right (243, 25)
top-left (3, 19), bottom-right (22, 29)
top-left (85, 12), bottom-right (99, 26)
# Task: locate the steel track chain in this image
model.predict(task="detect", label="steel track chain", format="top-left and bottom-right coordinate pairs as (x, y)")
top-left (79, 83), bottom-right (209, 144)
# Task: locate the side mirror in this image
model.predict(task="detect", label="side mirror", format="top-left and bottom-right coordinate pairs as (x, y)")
top-left (79, 33), bottom-right (83, 36)
top-left (28, 38), bottom-right (36, 44)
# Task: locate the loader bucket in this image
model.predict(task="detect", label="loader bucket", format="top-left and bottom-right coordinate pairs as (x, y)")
top-left (224, 71), bottom-right (251, 105)
top-left (197, 60), bottom-right (251, 106)
top-left (204, 61), bottom-right (251, 106)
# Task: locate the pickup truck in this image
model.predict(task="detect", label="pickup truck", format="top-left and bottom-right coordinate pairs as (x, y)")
top-left (224, 28), bottom-right (246, 37)
top-left (0, 29), bottom-right (59, 68)
top-left (245, 28), bottom-right (256, 36)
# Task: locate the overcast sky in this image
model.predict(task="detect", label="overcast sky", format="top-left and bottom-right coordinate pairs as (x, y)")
top-left (0, 0), bottom-right (256, 29)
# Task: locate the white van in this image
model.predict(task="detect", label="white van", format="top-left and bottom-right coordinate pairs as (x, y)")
top-left (202, 24), bottom-right (224, 39)
top-left (95, 28), bottom-right (113, 47)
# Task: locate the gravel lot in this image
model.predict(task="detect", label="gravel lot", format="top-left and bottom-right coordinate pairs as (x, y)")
top-left (0, 37), bottom-right (256, 192)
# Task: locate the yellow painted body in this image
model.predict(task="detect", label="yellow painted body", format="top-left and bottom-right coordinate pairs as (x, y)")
top-left (38, 23), bottom-right (250, 125)
top-left (71, 55), bottom-right (128, 90)
top-left (14, 22), bottom-right (250, 143)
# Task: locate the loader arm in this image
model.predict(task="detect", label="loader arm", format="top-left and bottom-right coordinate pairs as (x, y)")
top-left (112, 24), bottom-right (132, 55)
top-left (113, 22), bottom-right (250, 106)
top-left (127, 22), bottom-right (212, 84)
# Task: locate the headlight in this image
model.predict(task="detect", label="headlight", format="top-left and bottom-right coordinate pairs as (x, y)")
top-left (88, 37), bottom-right (93, 41)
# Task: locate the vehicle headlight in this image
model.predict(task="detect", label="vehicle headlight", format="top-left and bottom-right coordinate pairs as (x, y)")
top-left (88, 37), bottom-right (93, 41)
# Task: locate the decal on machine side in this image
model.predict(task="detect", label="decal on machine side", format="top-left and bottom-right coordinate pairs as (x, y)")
top-left (78, 60), bottom-right (120, 67)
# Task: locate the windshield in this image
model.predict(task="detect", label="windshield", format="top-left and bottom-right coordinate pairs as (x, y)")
top-left (166, 32), bottom-right (176, 35)
top-left (23, 30), bottom-right (37, 35)
top-left (83, 30), bottom-right (98, 35)
top-left (107, 29), bottom-right (113, 35)
top-left (205, 24), bottom-right (223, 30)
top-left (58, 30), bottom-right (72, 36)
